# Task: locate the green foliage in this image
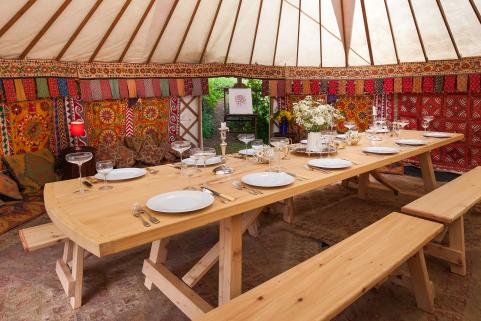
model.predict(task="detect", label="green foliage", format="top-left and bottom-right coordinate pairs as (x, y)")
top-left (202, 99), bottom-right (215, 138)
top-left (245, 79), bottom-right (270, 142)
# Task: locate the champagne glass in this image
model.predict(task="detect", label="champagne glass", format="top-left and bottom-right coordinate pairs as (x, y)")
top-left (421, 119), bottom-right (430, 133)
top-left (251, 139), bottom-right (263, 152)
top-left (423, 115), bottom-right (434, 133)
top-left (181, 162), bottom-right (198, 190)
top-left (270, 137), bottom-right (289, 170)
top-left (96, 160), bottom-right (113, 191)
top-left (238, 133), bottom-right (255, 153)
top-left (191, 147), bottom-right (216, 169)
top-left (66, 152), bottom-right (93, 194)
top-left (171, 140), bottom-right (191, 163)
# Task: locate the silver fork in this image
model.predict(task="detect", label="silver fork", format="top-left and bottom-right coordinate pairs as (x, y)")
top-left (132, 203), bottom-right (151, 227)
top-left (136, 204), bottom-right (159, 224)
top-left (303, 164), bottom-right (331, 174)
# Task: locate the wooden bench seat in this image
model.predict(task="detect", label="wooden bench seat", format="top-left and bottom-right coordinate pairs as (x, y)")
top-left (402, 166), bottom-right (481, 276)
top-left (196, 213), bottom-right (443, 321)
top-left (19, 223), bottom-right (66, 252)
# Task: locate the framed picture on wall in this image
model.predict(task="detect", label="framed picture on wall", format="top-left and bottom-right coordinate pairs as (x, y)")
top-left (228, 88), bottom-right (253, 114)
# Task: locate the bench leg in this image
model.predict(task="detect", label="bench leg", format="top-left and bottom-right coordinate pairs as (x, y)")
top-left (219, 214), bottom-right (243, 305)
top-left (282, 197), bottom-right (294, 224)
top-left (144, 238), bottom-right (169, 290)
top-left (69, 243), bottom-right (84, 309)
top-left (407, 250), bottom-right (435, 313)
top-left (419, 152), bottom-right (437, 192)
top-left (358, 173), bottom-right (370, 200)
top-left (449, 218), bottom-right (466, 276)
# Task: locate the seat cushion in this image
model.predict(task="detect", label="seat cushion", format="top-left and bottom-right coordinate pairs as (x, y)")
top-left (0, 191), bottom-right (45, 235)
top-left (97, 143), bottom-right (136, 168)
top-left (2, 149), bottom-right (56, 194)
top-left (0, 173), bottom-right (23, 201)
top-left (137, 136), bottom-right (165, 165)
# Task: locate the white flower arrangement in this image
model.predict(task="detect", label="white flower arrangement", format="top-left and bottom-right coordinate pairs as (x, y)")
top-left (292, 96), bottom-right (343, 132)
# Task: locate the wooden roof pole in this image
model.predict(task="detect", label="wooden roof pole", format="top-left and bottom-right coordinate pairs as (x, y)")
top-left (360, 0), bottom-right (373, 65)
top-left (0, 0), bottom-right (37, 39)
top-left (340, 0), bottom-right (348, 67)
top-left (469, 0), bottom-right (481, 24)
top-left (249, 0), bottom-right (263, 64)
top-left (407, 0), bottom-right (428, 61)
top-left (319, 0), bottom-right (322, 67)
top-left (199, 0), bottom-right (223, 63)
top-left (147, 0), bottom-right (179, 63)
top-left (57, 0), bottom-right (102, 61)
top-left (175, 0), bottom-right (201, 63)
top-left (119, 0), bottom-right (156, 62)
top-left (435, 0), bottom-right (461, 59)
top-left (89, 0), bottom-right (131, 62)
top-left (272, 0), bottom-right (284, 66)
top-left (296, 0), bottom-right (302, 66)
top-left (384, 0), bottom-right (399, 64)
top-left (20, 0), bottom-right (72, 59)
top-left (224, 0), bottom-right (243, 64)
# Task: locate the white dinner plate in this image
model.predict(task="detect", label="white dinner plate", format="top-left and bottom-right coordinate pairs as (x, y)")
top-left (308, 158), bottom-right (353, 169)
top-left (239, 148), bottom-right (256, 156)
top-left (362, 146), bottom-right (400, 154)
top-left (94, 168), bottom-right (147, 181)
top-left (182, 156), bottom-right (222, 166)
top-left (395, 139), bottom-right (427, 146)
top-left (366, 128), bottom-right (390, 133)
top-left (300, 139), bottom-right (307, 144)
top-left (423, 132), bottom-right (452, 138)
top-left (336, 134), bottom-right (347, 140)
top-left (241, 171), bottom-right (295, 188)
top-left (146, 191), bottom-right (214, 213)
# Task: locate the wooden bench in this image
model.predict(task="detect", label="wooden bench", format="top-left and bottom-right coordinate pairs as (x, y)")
top-left (196, 212), bottom-right (443, 321)
top-left (402, 166), bottom-right (481, 276)
top-left (19, 223), bottom-right (66, 252)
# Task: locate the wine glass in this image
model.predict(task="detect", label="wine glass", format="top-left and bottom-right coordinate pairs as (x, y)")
top-left (192, 147), bottom-right (216, 169)
top-left (171, 140), bottom-right (191, 163)
top-left (344, 121), bottom-right (356, 132)
top-left (251, 139), bottom-right (263, 152)
top-left (422, 115), bottom-right (434, 133)
top-left (238, 133), bottom-right (255, 153)
top-left (66, 152), bottom-right (93, 194)
top-left (96, 160), bottom-right (113, 191)
top-left (181, 162), bottom-right (198, 190)
top-left (367, 124), bottom-right (382, 145)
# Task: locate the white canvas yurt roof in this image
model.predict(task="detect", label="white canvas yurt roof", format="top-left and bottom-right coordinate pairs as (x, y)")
top-left (0, 0), bottom-right (480, 68)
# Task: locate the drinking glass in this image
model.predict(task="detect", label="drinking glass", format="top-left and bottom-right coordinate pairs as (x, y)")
top-left (96, 160), bottom-right (114, 191)
top-left (344, 121), bottom-right (356, 132)
top-left (171, 140), bottom-right (191, 163)
top-left (191, 147), bottom-right (216, 168)
top-left (422, 115), bottom-right (434, 133)
top-left (66, 152), bottom-right (93, 194)
top-left (421, 119), bottom-right (430, 132)
top-left (367, 124), bottom-right (382, 144)
top-left (238, 133), bottom-right (255, 152)
top-left (251, 139), bottom-right (263, 152)
top-left (181, 162), bottom-right (198, 190)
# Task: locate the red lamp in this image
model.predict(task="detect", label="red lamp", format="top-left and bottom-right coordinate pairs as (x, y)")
top-left (70, 121), bottom-right (85, 150)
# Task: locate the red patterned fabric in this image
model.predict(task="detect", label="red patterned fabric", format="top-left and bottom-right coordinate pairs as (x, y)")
top-left (79, 80), bottom-right (92, 102)
top-left (201, 78), bottom-right (208, 94)
top-left (118, 79), bottom-right (129, 98)
top-left (346, 80), bottom-right (355, 96)
top-left (22, 78), bottom-right (37, 100)
top-left (469, 74), bottom-right (481, 93)
top-left (327, 80), bottom-right (337, 94)
top-left (310, 80), bottom-right (320, 95)
top-left (47, 78), bottom-right (59, 97)
top-left (169, 96), bottom-right (179, 143)
top-left (169, 79), bottom-right (178, 96)
top-left (285, 80), bottom-right (292, 94)
top-left (457, 74), bottom-right (468, 92)
top-left (399, 94), bottom-right (418, 117)
top-left (444, 75), bottom-right (456, 92)
top-left (422, 77), bottom-right (434, 93)
top-left (364, 79), bottom-right (374, 94)
top-left (135, 79), bottom-right (146, 98)
top-left (402, 77), bottom-right (413, 93)
top-left (152, 79), bottom-right (162, 97)
top-left (444, 95), bottom-right (468, 119)
top-left (472, 95), bottom-right (481, 120)
top-left (277, 80), bottom-right (286, 97)
top-left (383, 78), bottom-right (394, 94)
top-left (293, 80), bottom-right (302, 95)
top-left (67, 79), bottom-right (78, 97)
top-left (184, 78), bottom-right (193, 96)
top-left (100, 79), bottom-right (112, 100)
top-left (3, 80), bottom-right (16, 102)
top-left (261, 80), bottom-right (269, 96)
top-left (385, 94), bottom-right (395, 122)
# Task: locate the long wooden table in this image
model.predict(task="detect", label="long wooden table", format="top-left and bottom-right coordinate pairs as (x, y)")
top-left (44, 130), bottom-right (463, 314)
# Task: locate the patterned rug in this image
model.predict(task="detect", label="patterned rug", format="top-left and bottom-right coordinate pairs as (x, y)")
top-left (1, 176), bottom-right (480, 321)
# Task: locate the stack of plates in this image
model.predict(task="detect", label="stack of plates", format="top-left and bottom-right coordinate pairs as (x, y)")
top-left (241, 171), bottom-right (295, 187)
top-left (307, 158), bottom-right (352, 169)
top-left (423, 132), bottom-right (452, 138)
top-left (395, 139), bottom-right (427, 146)
top-left (362, 146), bottom-right (399, 154)
top-left (182, 156), bottom-right (222, 166)
top-left (239, 149), bottom-right (256, 156)
top-left (94, 168), bottom-right (147, 181)
top-left (146, 191), bottom-right (214, 213)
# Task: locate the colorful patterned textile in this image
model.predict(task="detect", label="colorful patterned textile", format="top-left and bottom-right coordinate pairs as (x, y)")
top-left (127, 79), bottom-right (137, 98)
top-left (152, 79), bottom-right (162, 97)
top-left (354, 80), bottom-right (364, 95)
top-left (169, 79), bottom-right (178, 96)
top-left (457, 74), bottom-right (468, 92)
top-left (434, 76), bottom-right (444, 93)
top-left (320, 80), bottom-right (328, 93)
top-left (346, 80), bottom-right (355, 96)
top-left (100, 79), bottom-right (112, 100)
top-left (79, 80), bottom-right (92, 102)
top-left (135, 79), bottom-right (146, 98)
top-left (133, 98), bottom-right (170, 142)
top-left (383, 78), bottom-right (394, 94)
top-left (160, 79), bottom-right (169, 96)
top-left (261, 80), bottom-right (269, 96)
top-left (277, 80), bottom-right (286, 97)
top-left (302, 80), bottom-right (310, 95)
top-left (444, 75), bottom-right (456, 92)
top-left (402, 77), bottom-right (413, 93)
top-left (65, 97), bottom-right (88, 146)
top-left (2, 148), bottom-right (56, 194)
top-left (0, 172), bottom-right (22, 201)
top-left (169, 96), bottom-right (179, 143)
top-left (14, 79), bottom-right (26, 101)
top-left (57, 78), bottom-right (68, 97)
top-left (97, 143), bottom-right (135, 168)
top-left (85, 100), bottom-right (126, 147)
top-left (337, 80), bottom-right (347, 95)
top-left (184, 78), bottom-right (193, 96)
top-left (412, 77), bottom-right (422, 93)
top-left (374, 79), bottom-right (384, 94)
top-left (176, 79), bottom-right (185, 96)
top-left (35, 78), bottom-right (49, 98)
top-left (469, 74), bottom-right (481, 93)
top-left (269, 80), bottom-right (277, 96)
top-left (422, 76), bottom-right (434, 93)
top-left (328, 80), bottom-right (337, 94)
top-left (335, 96), bottom-right (372, 132)
top-left (293, 80), bottom-right (302, 95)
top-left (285, 80), bottom-right (292, 94)
top-left (90, 79), bottom-right (102, 101)
top-left (119, 79), bottom-right (129, 98)
top-left (5, 100), bottom-right (53, 155)
top-left (0, 191), bottom-right (44, 235)
top-left (144, 79), bottom-right (154, 97)
top-left (0, 104), bottom-right (12, 156)
top-left (0, 80), bottom-right (4, 102)
top-left (125, 105), bottom-right (134, 137)
top-left (3, 80), bottom-right (16, 102)
top-left (51, 98), bottom-right (70, 156)
top-left (109, 79), bottom-right (120, 99)
top-left (47, 78), bottom-right (59, 97)
top-left (67, 79), bottom-right (78, 97)
top-left (364, 79), bottom-right (374, 94)
top-left (394, 78), bottom-right (402, 93)
top-left (201, 78), bottom-right (208, 94)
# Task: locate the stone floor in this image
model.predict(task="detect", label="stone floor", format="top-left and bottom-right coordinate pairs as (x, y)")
top-left (1, 175), bottom-right (481, 321)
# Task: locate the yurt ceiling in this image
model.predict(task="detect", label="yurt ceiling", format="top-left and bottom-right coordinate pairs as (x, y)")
top-left (0, 0), bottom-right (480, 68)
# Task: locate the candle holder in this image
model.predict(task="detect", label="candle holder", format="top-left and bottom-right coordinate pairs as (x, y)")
top-left (213, 126), bottom-right (235, 175)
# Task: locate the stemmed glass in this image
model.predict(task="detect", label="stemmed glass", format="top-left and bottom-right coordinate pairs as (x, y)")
top-left (66, 152), bottom-right (93, 194)
top-left (96, 160), bottom-right (113, 190)
top-left (344, 121), bottom-right (356, 132)
top-left (238, 133), bottom-right (255, 152)
top-left (270, 137), bottom-right (289, 170)
top-left (422, 115), bottom-right (434, 133)
top-left (171, 140), bottom-right (191, 164)
top-left (251, 139), bottom-right (263, 153)
top-left (181, 162), bottom-right (198, 190)
top-left (191, 147), bottom-right (216, 169)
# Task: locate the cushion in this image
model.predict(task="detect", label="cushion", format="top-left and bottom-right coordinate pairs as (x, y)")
top-left (0, 172), bottom-right (23, 201)
top-left (124, 136), bottom-right (145, 154)
top-left (0, 191), bottom-right (45, 235)
top-left (137, 136), bottom-right (165, 165)
top-left (97, 143), bottom-right (136, 168)
top-left (2, 149), bottom-right (56, 194)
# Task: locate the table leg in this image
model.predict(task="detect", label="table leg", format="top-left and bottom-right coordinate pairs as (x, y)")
top-left (419, 152), bottom-right (437, 192)
top-left (69, 243), bottom-right (84, 309)
top-left (219, 214), bottom-right (243, 305)
top-left (144, 238), bottom-right (169, 290)
top-left (358, 173), bottom-right (370, 200)
top-left (407, 249), bottom-right (435, 313)
top-left (448, 218), bottom-right (466, 276)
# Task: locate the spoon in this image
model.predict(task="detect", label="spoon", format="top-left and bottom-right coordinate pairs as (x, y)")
top-left (231, 180), bottom-right (260, 195)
